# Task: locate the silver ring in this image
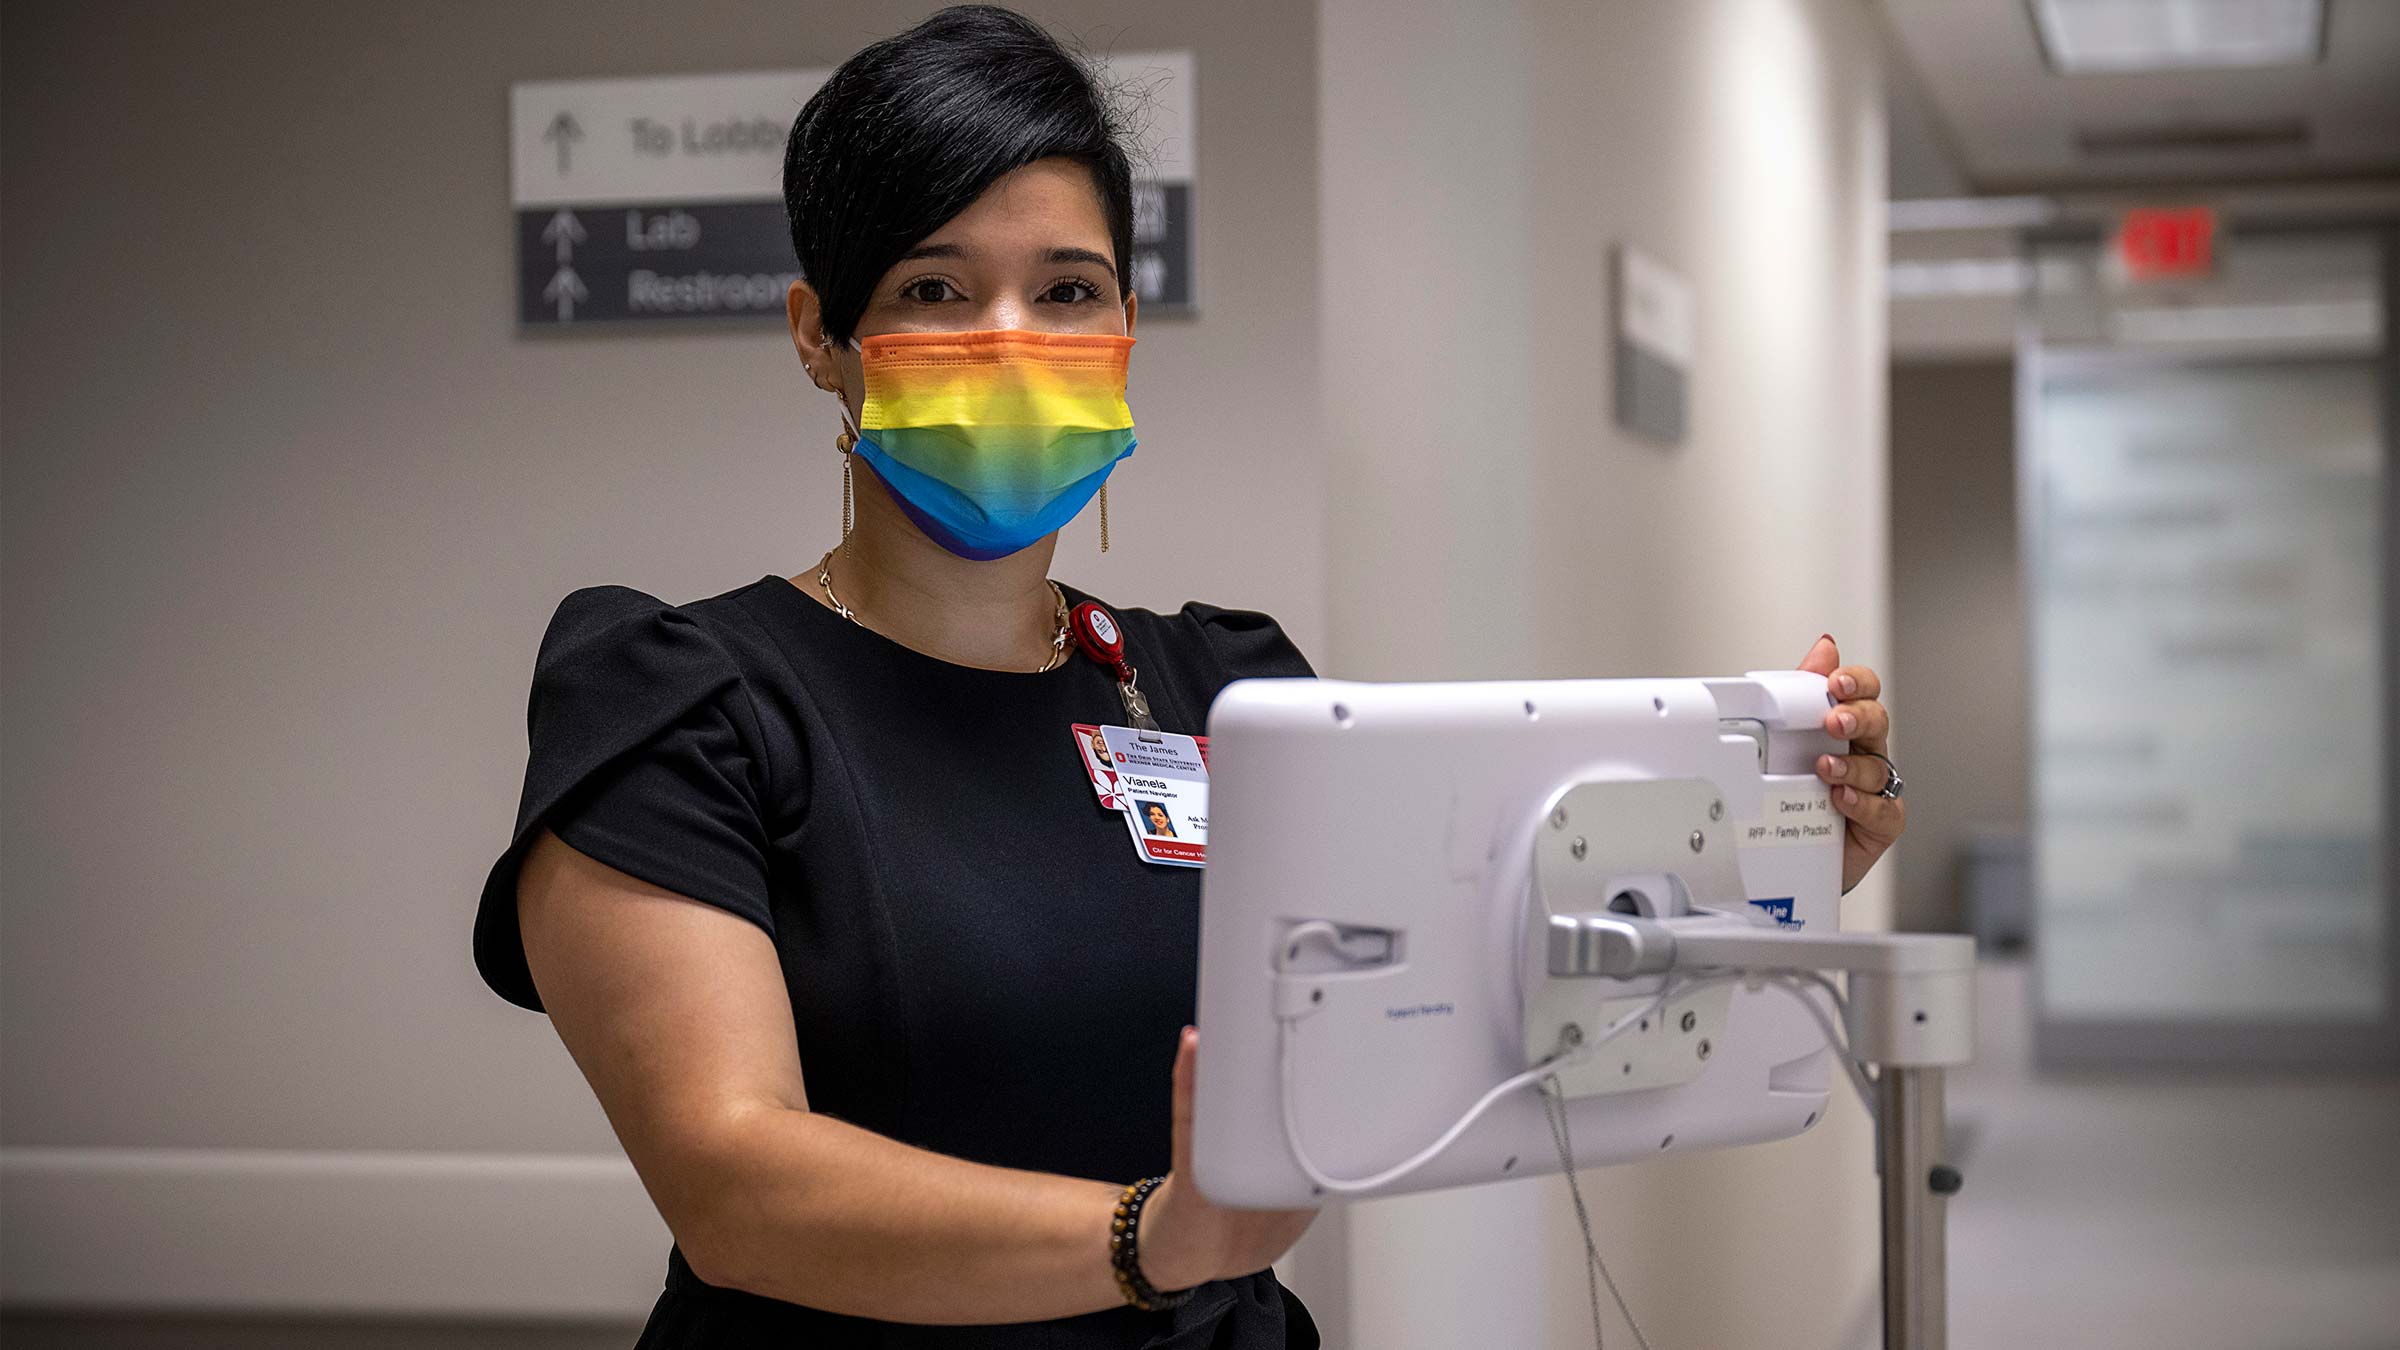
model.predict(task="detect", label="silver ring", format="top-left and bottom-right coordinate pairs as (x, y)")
top-left (1853, 750), bottom-right (1903, 800)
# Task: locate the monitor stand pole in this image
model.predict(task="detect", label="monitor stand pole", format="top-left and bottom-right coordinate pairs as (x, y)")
top-left (1876, 1064), bottom-right (1959, 1350)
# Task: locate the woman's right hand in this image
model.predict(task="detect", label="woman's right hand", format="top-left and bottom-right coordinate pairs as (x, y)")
top-left (1134, 1026), bottom-right (1319, 1291)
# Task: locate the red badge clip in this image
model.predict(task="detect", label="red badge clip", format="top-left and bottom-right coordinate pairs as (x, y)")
top-left (1070, 601), bottom-right (1133, 684)
top-left (1072, 601), bottom-right (1160, 732)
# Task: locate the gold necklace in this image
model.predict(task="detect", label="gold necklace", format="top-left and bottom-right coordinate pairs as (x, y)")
top-left (815, 550), bottom-right (1071, 673)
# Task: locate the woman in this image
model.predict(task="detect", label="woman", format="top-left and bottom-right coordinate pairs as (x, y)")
top-left (472, 7), bottom-right (1907, 1347)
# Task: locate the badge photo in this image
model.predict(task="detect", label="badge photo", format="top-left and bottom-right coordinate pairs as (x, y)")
top-left (1100, 724), bottom-right (1209, 867)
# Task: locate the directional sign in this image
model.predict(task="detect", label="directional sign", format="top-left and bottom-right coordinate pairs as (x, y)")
top-left (542, 110), bottom-right (583, 175)
top-left (518, 203), bottom-right (803, 322)
top-left (510, 56), bottom-right (1196, 328)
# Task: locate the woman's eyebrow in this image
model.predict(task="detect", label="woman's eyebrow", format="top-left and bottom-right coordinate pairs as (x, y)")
top-left (1045, 246), bottom-right (1117, 278)
top-left (893, 242), bottom-right (1113, 279)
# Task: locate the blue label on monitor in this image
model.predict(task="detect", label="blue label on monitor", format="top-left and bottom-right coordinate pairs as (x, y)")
top-left (1749, 897), bottom-right (1805, 930)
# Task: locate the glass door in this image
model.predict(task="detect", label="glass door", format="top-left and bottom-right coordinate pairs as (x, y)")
top-left (2021, 227), bottom-right (2394, 1065)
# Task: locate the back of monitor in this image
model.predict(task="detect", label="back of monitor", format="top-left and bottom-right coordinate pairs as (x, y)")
top-left (1193, 672), bottom-right (1848, 1207)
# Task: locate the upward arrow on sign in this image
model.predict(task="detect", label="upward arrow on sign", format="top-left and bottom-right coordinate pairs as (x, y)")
top-left (540, 209), bottom-right (586, 263)
top-left (544, 111), bottom-right (584, 174)
top-left (543, 266), bottom-right (587, 322)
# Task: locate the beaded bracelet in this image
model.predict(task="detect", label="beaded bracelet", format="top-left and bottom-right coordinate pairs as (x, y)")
top-left (1108, 1175), bottom-right (1196, 1311)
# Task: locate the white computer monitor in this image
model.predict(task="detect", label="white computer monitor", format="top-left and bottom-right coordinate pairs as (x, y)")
top-left (1192, 671), bottom-right (1851, 1207)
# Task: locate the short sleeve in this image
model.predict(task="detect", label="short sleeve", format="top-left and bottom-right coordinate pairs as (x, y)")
top-left (1180, 601), bottom-right (1317, 681)
top-left (474, 587), bottom-right (776, 1012)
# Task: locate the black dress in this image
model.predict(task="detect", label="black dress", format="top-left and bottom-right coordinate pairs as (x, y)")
top-left (474, 573), bottom-right (1320, 1349)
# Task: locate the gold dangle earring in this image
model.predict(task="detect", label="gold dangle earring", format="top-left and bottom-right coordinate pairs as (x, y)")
top-left (837, 420), bottom-right (856, 556)
top-left (1099, 482), bottom-right (1110, 554)
top-left (829, 374), bottom-right (857, 557)
top-left (811, 363), bottom-right (857, 559)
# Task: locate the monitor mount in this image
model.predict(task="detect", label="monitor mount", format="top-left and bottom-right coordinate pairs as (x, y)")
top-left (1527, 773), bottom-right (1976, 1350)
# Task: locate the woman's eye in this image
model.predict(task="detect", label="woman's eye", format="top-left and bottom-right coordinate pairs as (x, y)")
top-left (903, 278), bottom-right (957, 304)
top-left (1042, 279), bottom-right (1102, 304)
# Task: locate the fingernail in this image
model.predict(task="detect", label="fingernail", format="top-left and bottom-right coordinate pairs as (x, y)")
top-left (1837, 711), bottom-right (1856, 734)
top-left (1836, 674), bottom-right (1856, 697)
top-left (1838, 786), bottom-right (1856, 805)
top-left (1819, 633), bottom-right (1835, 646)
top-left (1822, 755), bottom-right (1842, 779)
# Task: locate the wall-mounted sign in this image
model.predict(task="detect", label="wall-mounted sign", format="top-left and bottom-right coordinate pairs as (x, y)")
top-left (1613, 245), bottom-right (1693, 445)
top-left (510, 54), bottom-right (1196, 327)
top-left (2115, 206), bottom-right (2217, 283)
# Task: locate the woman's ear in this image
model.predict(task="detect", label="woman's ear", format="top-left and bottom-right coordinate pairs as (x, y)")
top-left (787, 279), bottom-right (839, 391)
top-left (1122, 286), bottom-right (1139, 339)
top-left (789, 279), bottom-right (864, 426)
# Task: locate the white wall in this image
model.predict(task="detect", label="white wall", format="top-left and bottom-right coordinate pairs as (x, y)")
top-left (1317, 0), bottom-right (1892, 1345)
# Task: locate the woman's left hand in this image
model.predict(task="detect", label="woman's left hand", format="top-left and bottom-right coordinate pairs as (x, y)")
top-left (1798, 635), bottom-right (1904, 895)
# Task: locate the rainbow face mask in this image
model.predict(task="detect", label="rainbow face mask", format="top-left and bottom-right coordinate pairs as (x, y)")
top-left (848, 329), bottom-right (1137, 561)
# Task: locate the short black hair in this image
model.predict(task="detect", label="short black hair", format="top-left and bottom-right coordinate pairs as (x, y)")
top-left (783, 5), bottom-right (1136, 346)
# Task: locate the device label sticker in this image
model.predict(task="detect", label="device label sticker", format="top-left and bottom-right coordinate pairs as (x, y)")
top-left (1737, 784), bottom-right (1839, 849)
top-left (1748, 896), bottom-right (1805, 930)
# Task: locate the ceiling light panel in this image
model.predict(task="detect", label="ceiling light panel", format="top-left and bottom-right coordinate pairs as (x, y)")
top-left (2031, 0), bottom-right (2325, 73)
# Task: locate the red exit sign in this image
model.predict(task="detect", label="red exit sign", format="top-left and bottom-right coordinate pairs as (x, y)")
top-left (2117, 207), bottom-right (2217, 280)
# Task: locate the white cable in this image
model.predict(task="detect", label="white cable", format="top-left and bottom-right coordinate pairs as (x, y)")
top-left (1271, 955), bottom-right (1880, 1350)
top-left (1277, 1024), bottom-right (1549, 1195)
top-left (1542, 1077), bottom-right (1655, 1350)
top-left (1273, 959), bottom-right (1886, 1199)
top-left (1666, 962), bottom-right (1877, 1120)
top-left (1268, 936), bottom-right (1900, 1350)
top-left (1276, 975), bottom-right (1723, 1195)
top-left (1757, 971), bottom-right (1878, 1120)
top-left (1535, 970), bottom-right (1868, 1350)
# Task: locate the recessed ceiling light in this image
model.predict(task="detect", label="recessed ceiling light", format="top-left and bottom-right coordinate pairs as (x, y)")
top-left (2030, 0), bottom-right (2325, 73)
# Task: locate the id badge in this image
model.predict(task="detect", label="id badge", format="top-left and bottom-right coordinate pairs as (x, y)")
top-left (1071, 724), bottom-right (1208, 809)
top-left (1071, 722), bottom-right (1128, 811)
top-left (1070, 723), bottom-right (1210, 867)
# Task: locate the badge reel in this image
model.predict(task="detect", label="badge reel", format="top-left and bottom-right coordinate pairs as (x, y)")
top-left (1070, 602), bottom-right (1161, 739)
top-left (1068, 602), bottom-right (1211, 868)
